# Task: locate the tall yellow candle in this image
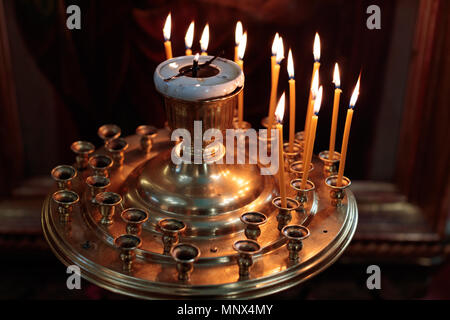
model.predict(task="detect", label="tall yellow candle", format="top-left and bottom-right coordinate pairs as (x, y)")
top-left (329, 63), bottom-right (342, 160)
top-left (337, 75), bottom-right (360, 187)
top-left (270, 33), bottom-right (279, 85)
top-left (303, 70), bottom-right (319, 160)
top-left (287, 49), bottom-right (296, 152)
top-left (237, 32), bottom-right (247, 125)
top-left (163, 13), bottom-right (173, 60)
top-left (267, 36), bottom-right (284, 140)
top-left (301, 86), bottom-right (323, 189)
top-left (185, 21), bottom-right (194, 56)
top-left (275, 93), bottom-right (287, 207)
top-left (200, 24), bottom-right (209, 56)
top-left (234, 21), bottom-right (243, 62)
top-left (303, 33), bottom-right (321, 154)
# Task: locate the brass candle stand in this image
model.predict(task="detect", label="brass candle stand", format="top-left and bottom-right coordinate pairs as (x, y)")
top-left (41, 56), bottom-right (357, 299)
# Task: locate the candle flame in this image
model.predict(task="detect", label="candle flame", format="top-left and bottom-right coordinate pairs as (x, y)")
top-left (271, 33), bottom-right (279, 56)
top-left (287, 49), bottom-right (294, 78)
top-left (185, 21), bottom-right (194, 49)
top-left (276, 36), bottom-right (284, 64)
top-left (238, 32), bottom-right (247, 60)
top-left (194, 53), bottom-right (199, 62)
top-left (311, 69), bottom-right (319, 98)
top-left (235, 21), bottom-right (243, 46)
top-left (275, 92), bottom-right (286, 123)
top-left (313, 32), bottom-right (320, 61)
top-left (163, 13), bottom-right (171, 41)
top-left (313, 86), bottom-right (323, 114)
top-left (333, 63), bottom-right (340, 88)
top-left (349, 74), bottom-right (361, 108)
top-left (200, 24), bottom-right (210, 52)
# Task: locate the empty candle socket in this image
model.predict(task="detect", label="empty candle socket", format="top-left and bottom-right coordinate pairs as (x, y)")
top-left (272, 197), bottom-right (300, 231)
top-left (325, 175), bottom-right (352, 207)
top-left (233, 239), bottom-right (261, 279)
top-left (283, 142), bottom-right (302, 167)
top-left (136, 125), bottom-right (158, 154)
top-left (70, 141), bottom-right (95, 171)
top-left (120, 208), bottom-right (149, 235)
top-left (319, 150), bottom-right (341, 176)
top-left (170, 243), bottom-right (200, 282)
top-left (240, 212), bottom-right (267, 241)
top-left (294, 131), bottom-right (305, 149)
top-left (158, 218), bottom-right (186, 255)
top-left (290, 179), bottom-right (315, 211)
top-left (106, 138), bottom-right (129, 167)
top-left (51, 165), bottom-right (77, 190)
top-left (86, 175), bottom-right (110, 203)
top-left (88, 154), bottom-right (113, 177)
top-left (95, 192), bottom-right (122, 225)
top-left (52, 190), bottom-right (79, 223)
top-left (98, 124), bottom-right (121, 145)
top-left (289, 161), bottom-right (314, 178)
top-left (115, 234), bottom-right (142, 272)
top-left (281, 224), bottom-right (310, 262)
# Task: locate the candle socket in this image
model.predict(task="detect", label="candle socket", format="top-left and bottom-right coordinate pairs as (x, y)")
top-left (95, 192), bottom-right (122, 225)
top-left (319, 151), bottom-right (341, 176)
top-left (52, 190), bottom-right (79, 223)
top-left (70, 141), bottom-right (95, 171)
top-left (283, 142), bottom-right (302, 168)
top-left (170, 243), bottom-right (200, 282)
top-left (272, 197), bottom-right (300, 231)
top-left (294, 131), bottom-right (306, 151)
top-left (106, 138), bottom-right (129, 167)
top-left (232, 119), bottom-right (252, 131)
top-left (289, 161), bottom-right (314, 178)
top-left (88, 154), bottom-right (113, 177)
top-left (240, 212), bottom-right (268, 241)
top-left (158, 218), bottom-right (187, 255)
top-left (290, 179), bottom-right (315, 212)
top-left (114, 234), bottom-right (141, 272)
top-left (136, 125), bottom-right (158, 154)
top-left (325, 175), bottom-right (352, 207)
top-left (98, 124), bottom-right (121, 146)
top-left (86, 175), bottom-right (110, 203)
top-left (51, 165), bottom-right (77, 190)
top-left (281, 225), bottom-right (310, 262)
top-left (233, 240), bottom-right (261, 279)
top-left (120, 208), bottom-right (149, 236)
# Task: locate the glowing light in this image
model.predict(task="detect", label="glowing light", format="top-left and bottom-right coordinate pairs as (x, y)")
top-left (313, 33), bottom-right (320, 61)
top-left (238, 32), bottom-right (247, 60)
top-left (276, 36), bottom-right (284, 64)
top-left (185, 21), bottom-right (194, 49)
top-left (235, 21), bottom-right (243, 45)
top-left (333, 63), bottom-right (340, 88)
top-left (311, 69), bottom-right (319, 98)
top-left (313, 86), bottom-right (323, 114)
top-left (275, 92), bottom-right (286, 123)
top-left (163, 13), bottom-right (171, 41)
top-left (287, 49), bottom-right (294, 79)
top-left (349, 74), bottom-right (361, 108)
top-left (200, 24), bottom-right (210, 52)
top-left (271, 33), bottom-right (279, 56)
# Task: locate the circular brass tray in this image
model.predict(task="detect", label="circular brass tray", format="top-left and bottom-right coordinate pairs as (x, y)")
top-left (42, 128), bottom-right (357, 299)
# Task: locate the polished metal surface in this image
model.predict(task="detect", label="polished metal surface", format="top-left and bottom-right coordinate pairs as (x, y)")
top-left (42, 126), bottom-right (358, 299)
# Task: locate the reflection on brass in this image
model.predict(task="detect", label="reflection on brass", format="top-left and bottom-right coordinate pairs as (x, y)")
top-left (272, 197), bottom-right (300, 231)
top-left (282, 225), bottom-right (310, 262)
top-left (52, 190), bottom-right (79, 223)
top-left (115, 234), bottom-right (141, 272)
top-left (319, 150), bottom-right (341, 176)
top-left (71, 141), bottom-right (95, 170)
top-left (158, 218), bottom-right (186, 255)
top-left (121, 208), bottom-right (149, 235)
top-left (98, 124), bottom-right (121, 145)
top-left (51, 165), bottom-right (77, 190)
top-left (290, 179), bottom-right (315, 211)
top-left (95, 192), bottom-right (122, 225)
top-left (136, 125), bottom-right (158, 154)
top-left (171, 243), bottom-right (200, 282)
top-left (289, 161), bottom-right (314, 178)
top-left (88, 154), bottom-right (113, 177)
top-left (233, 240), bottom-right (261, 279)
top-left (86, 175), bottom-right (110, 203)
top-left (240, 212), bottom-right (267, 241)
top-left (325, 175), bottom-right (352, 207)
top-left (106, 138), bottom-right (129, 167)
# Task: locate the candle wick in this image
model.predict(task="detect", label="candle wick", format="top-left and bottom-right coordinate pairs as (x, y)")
top-left (163, 53), bottom-right (222, 82)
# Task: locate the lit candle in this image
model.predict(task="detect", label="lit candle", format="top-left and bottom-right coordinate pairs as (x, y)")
top-left (200, 24), bottom-right (209, 56)
top-left (337, 75), bottom-right (360, 187)
top-left (270, 33), bottom-right (279, 85)
top-left (185, 21), bottom-right (194, 56)
top-left (237, 32), bottom-right (247, 125)
top-left (301, 86), bottom-right (323, 189)
top-left (287, 49), bottom-right (296, 152)
top-left (267, 36), bottom-right (284, 140)
top-left (163, 13), bottom-right (173, 60)
top-left (275, 92), bottom-right (287, 207)
top-left (303, 70), bottom-right (319, 160)
top-left (234, 21), bottom-right (243, 62)
top-left (329, 63), bottom-right (342, 160)
top-left (192, 53), bottom-right (200, 77)
top-left (303, 33), bottom-right (321, 150)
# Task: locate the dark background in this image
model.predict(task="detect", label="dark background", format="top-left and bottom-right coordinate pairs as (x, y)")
top-left (0, 0), bottom-right (449, 299)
